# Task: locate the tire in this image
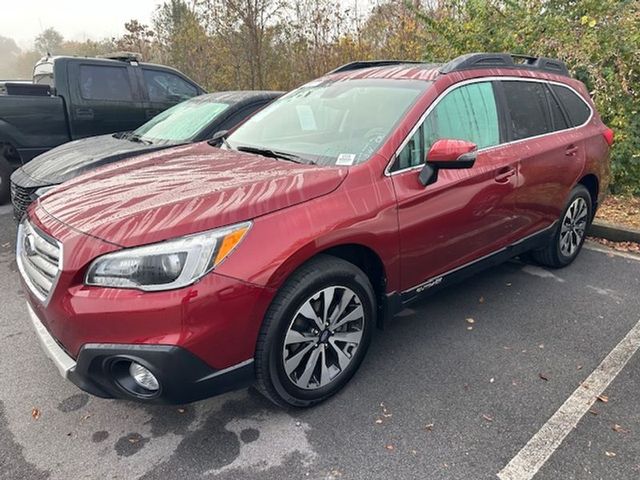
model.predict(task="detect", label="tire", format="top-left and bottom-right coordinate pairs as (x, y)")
top-left (0, 155), bottom-right (11, 204)
top-left (531, 184), bottom-right (592, 268)
top-left (255, 254), bottom-right (376, 408)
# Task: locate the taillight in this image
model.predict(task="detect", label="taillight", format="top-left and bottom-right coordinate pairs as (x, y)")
top-left (603, 127), bottom-right (615, 147)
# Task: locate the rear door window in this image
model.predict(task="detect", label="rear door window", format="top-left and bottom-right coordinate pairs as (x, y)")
top-left (550, 84), bottom-right (591, 126)
top-left (545, 87), bottom-right (569, 131)
top-left (79, 65), bottom-right (133, 102)
top-left (394, 81), bottom-right (500, 171)
top-left (501, 81), bottom-right (551, 141)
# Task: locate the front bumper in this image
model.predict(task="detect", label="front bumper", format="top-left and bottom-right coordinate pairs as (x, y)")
top-left (28, 303), bottom-right (255, 404)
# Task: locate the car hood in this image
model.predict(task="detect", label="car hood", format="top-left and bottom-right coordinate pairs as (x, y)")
top-left (37, 142), bottom-right (348, 247)
top-left (22, 134), bottom-right (173, 185)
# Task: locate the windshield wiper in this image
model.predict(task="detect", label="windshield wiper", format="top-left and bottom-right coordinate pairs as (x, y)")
top-left (236, 145), bottom-right (314, 165)
top-left (127, 133), bottom-right (153, 145)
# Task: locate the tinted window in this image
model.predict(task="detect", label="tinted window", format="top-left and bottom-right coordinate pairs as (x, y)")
top-left (502, 81), bottom-right (551, 141)
top-left (79, 65), bottom-right (133, 101)
top-left (551, 85), bottom-right (591, 126)
top-left (395, 82), bottom-right (499, 170)
top-left (143, 69), bottom-right (198, 103)
top-left (546, 87), bottom-right (569, 131)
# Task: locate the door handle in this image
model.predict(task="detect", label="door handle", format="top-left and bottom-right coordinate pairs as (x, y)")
top-left (495, 167), bottom-right (516, 183)
top-left (565, 144), bottom-right (579, 157)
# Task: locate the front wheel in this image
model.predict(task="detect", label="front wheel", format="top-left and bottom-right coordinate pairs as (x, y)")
top-left (531, 184), bottom-right (592, 268)
top-left (255, 255), bottom-right (375, 408)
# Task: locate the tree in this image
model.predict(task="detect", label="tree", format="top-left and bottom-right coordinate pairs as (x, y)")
top-left (34, 28), bottom-right (64, 55)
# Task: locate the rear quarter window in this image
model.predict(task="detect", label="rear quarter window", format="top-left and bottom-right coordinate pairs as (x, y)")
top-left (550, 84), bottom-right (591, 127)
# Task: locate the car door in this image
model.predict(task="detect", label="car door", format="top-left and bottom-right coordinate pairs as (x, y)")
top-left (67, 62), bottom-right (146, 138)
top-left (390, 80), bottom-right (519, 295)
top-left (499, 80), bottom-right (586, 238)
top-left (139, 68), bottom-right (201, 122)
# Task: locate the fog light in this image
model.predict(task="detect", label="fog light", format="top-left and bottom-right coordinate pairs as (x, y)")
top-left (129, 362), bottom-right (160, 391)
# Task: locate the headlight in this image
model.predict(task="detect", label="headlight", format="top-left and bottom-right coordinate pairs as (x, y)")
top-left (85, 222), bottom-right (251, 291)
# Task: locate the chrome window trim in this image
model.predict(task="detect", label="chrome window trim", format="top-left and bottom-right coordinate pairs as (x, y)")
top-left (384, 76), bottom-right (594, 177)
top-left (16, 220), bottom-right (64, 306)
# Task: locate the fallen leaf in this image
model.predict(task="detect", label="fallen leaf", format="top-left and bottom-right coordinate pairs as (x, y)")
top-left (613, 424), bottom-right (630, 434)
top-left (467, 326), bottom-right (473, 331)
top-left (177, 408), bottom-right (186, 414)
top-left (466, 318), bottom-right (475, 324)
top-left (489, 377), bottom-right (495, 383)
top-left (577, 365), bottom-right (583, 370)
top-left (605, 451), bottom-right (616, 457)
top-left (482, 414), bottom-right (494, 422)
top-left (375, 418), bottom-right (383, 425)
top-left (539, 373), bottom-right (549, 381)
top-left (597, 395), bottom-right (609, 403)
top-left (538, 344), bottom-right (544, 349)
top-left (506, 282), bottom-right (512, 287)
top-left (385, 444), bottom-right (395, 451)
top-left (82, 414), bottom-right (91, 421)
top-left (479, 297), bottom-right (485, 303)
top-left (128, 436), bottom-right (140, 444)
top-left (425, 423), bottom-right (434, 431)
top-left (31, 408), bottom-right (40, 420)
top-left (589, 409), bottom-right (599, 416)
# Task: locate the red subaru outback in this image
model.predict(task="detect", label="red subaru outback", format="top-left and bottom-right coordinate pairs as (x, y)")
top-left (18, 53), bottom-right (612, 407)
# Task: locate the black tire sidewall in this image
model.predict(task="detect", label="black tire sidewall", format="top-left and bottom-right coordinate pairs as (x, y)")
top-left (553, 185), bottom-right (592, 266)
top-left (0, 156), bottom-right (11, 204)
top-left (262, 260), bottom-right (375, 406)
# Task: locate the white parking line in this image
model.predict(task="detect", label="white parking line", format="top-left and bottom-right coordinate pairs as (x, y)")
top-left (497, 318), bottom-right (640, 480)
top-left (585, 243), bottom-right (640, 262)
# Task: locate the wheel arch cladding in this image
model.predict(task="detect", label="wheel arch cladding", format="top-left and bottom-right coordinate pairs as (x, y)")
top-left (578, 173), bottom-right (599, 218)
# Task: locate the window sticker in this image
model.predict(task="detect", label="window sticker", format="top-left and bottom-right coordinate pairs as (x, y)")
top-left (296, 105), bottom-right (317, 131)
top-left (336, 153), bottom-right (356, 166)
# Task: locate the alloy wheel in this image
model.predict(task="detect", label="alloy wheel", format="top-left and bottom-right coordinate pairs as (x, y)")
top-left (559, 197), bottom-right (588, 257)
top-left (282, 286), bottom-right (365, 390)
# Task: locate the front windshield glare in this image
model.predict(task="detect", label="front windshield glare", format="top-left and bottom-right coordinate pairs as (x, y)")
top-left (134, 99), bottom-right (230, 144)
top-left (227, 79), bottom-right (428, 166)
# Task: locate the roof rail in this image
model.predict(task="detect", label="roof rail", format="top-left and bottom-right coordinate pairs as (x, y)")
top-left (328, 60), bottom-right (424, 75)
top-left (440, 53), bottom-right (570, 77)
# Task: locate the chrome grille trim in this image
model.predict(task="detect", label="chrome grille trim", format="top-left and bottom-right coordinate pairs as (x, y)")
top-left (16, 220), bottom-right (63, 304)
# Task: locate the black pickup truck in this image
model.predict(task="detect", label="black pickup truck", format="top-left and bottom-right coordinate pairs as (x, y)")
top-left (0, 54), bottom-right (204, 201)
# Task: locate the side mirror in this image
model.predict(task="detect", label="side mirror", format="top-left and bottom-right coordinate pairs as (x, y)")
top-left (419, 139), bottom-right (478, 186)
top-left (208, 130), bottom-right (229, 147)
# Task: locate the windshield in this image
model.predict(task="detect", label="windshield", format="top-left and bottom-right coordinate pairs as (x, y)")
top-left (227, 79), bottom-right (428, 166)
top-left (133, 99), bottom-right (230, 144)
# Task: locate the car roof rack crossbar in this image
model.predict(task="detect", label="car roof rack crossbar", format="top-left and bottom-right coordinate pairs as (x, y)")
top-left (328, 60), bottom-right (425, 75)
top-left (440, 53), bottom-right (570, 77)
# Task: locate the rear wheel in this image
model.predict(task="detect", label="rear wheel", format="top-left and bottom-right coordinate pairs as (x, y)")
top-left (255, 255), bottom-right (375, 408)
top-left (531, 184), bottom-right (592, 268)
top-left (0, 154), bottom-right (11, 204)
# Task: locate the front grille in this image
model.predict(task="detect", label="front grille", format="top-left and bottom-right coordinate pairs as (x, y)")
top-left (16, 220), bottom-right (62, 302)
top-left (11, 181), bottom-right (38, 221)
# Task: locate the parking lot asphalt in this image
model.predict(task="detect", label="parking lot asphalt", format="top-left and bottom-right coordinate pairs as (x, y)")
top-left (1, 207), bottom-right (639, 480)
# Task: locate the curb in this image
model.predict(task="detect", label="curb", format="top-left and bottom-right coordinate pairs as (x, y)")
top-left (588, 219), bottom-right (640, 243)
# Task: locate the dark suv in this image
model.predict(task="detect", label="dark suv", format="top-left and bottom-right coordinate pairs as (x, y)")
top-left (18, 53), bottom-right (612, 408)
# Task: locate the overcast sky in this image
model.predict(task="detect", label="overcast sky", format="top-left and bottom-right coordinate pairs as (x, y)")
top-left (1, 0), bottom-right (161, 49)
